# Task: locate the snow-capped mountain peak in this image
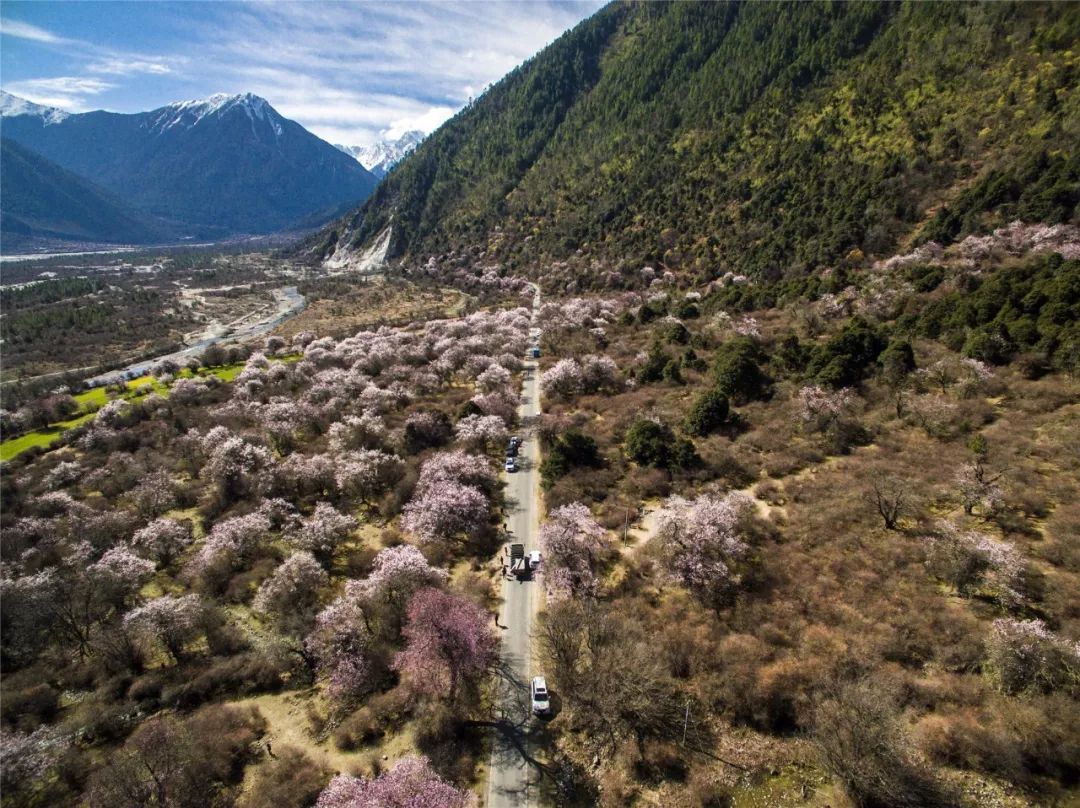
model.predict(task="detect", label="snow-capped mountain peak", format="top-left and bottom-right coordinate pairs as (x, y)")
top-left (0, 90), bottom-right (70, 125)
top-left (148, 92), bottom-right (281, 136)
top-left (336, 130), bottom-right (424, 178)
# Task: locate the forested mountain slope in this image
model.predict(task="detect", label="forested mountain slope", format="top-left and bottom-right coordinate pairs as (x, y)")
top-left (0, 138), bottom-right (173, 250)
top-left (312, 1), bottom-right (1079, 280)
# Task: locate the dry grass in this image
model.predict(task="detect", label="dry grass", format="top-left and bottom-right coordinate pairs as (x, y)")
top-left (273, 280), bottom-right (466, 339)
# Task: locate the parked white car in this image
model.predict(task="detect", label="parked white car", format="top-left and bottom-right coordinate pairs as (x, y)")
top-left (531, 676), bottom-right (551, 716)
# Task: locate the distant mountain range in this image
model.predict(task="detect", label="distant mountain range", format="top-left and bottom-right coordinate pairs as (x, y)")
top-left (335, 131), bottom-right (424, 178)
top-left (0, 91), bottom-right (378, 250)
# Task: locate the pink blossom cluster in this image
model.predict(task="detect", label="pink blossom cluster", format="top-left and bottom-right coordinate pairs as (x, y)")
top-left (797, 385), bottom-right (854, 431)
top-left (454, 414), bottom-right (509, 450)
top-left (393, 587), bottom-right (497, 699)
top-left (538, 353), bottom-right (623, 399)
top-left (130, 518), bottom-right (193, 566)
top-left (290, 502), bottom-right (357, 561)
top-left (732, 316), bottom-right (762, 338)
top-left (334, 449), bottom-right (405, 504)
top-left (253, 551), bottom-right (328, 618)
top-left (413, 254), bottom-right (532, 300)
top-left (401, 481), bottom-right (488, 545)
top-left (91, 546), bottom-right (155, 603)
top-left (925, 521), bottom-right (1022, 603)
top-left (210, 308), bottom-right (534, 454)
top-left (123, 593), bottom-right (205, 660)
top-left (961, 357), bottom-right (994, 383)
top-left (42, 460), bottom-right (83, 490)
top-left (305, 592), bottom-right (375, 701)
top-left (816, 287), bottom-right (860, 320)
top-left (400, 451), bottom-right (494, 544)
top-left (470, 390), bottom-right (518, 426)
top-left (204, 435), bottom-right (273, 496)
top-left (93, 399), bottom-right (130, 428)
top-left (917, 357), bottom-right (993, 396)
top-left (255, 398), bottom-right (321, 448)
top-left (717, 271), bottom-right (750, 287)
top-left (475, 363), bottom-right (512, 393)
top-left (273, 452), bottom-right (336, 500)
top-left (541, 359), bottom-right (585, 399)
top-left (854, 274), bottom-right (911, 320)
top-left (168, 377), bottom-right (217, 406)
top-left (654, 492), bottom-right (753, 607)
top-left (539, 503), bottom-right (607, 601)
top-left (130, 468), bottom-right (177, 517)
top-left (954, 462), bottom-right (1004, 516)
top-left (0, 725), bottom-right (69, 794)
top-left (315, 756), bottom-right (474, 808)
top-left (986, 617), bottom-right (1080, 694)
top-left (355, 545), bottom-right (448, 606)
top-left (186, 511), bottom-right (273, 581)
top-left (537, 295), bottom-right (627, 333)
top-left (414, 450), bottom-right (496, 493)
top-left (873, 241), bottom-right (945, 272)
top-left (965, 220), bottom-right (1080, 261)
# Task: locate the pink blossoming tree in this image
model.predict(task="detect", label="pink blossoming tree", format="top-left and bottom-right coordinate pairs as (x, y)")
top-left (290, 502), bottom-right (357, 566)
top-left (123, 594), bottom-right (206, 662)
top-left (305, 594), bottom-right (377, 701)
top-left (654, 493), bottom-right (753, 608)
top-left (394, 588), bottom-right (497, 700)
top-left (401, 481), bottom-right (489, 545)
top-left (130, 518), bottom-right (193, 566)
top-left (539, 503), bottom-right (607, 601)
top-left (315, 756), bottom-right (473, 808)
top-left (253, 551), bottom-right (328, 628)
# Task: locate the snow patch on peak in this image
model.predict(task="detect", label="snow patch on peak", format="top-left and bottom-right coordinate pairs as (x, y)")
top-left (336, 130), bottom-right (424, 177)
top-left (0, 90), bottom-right (70, 125)
top-left (148, 92), bottom-right (280, 135)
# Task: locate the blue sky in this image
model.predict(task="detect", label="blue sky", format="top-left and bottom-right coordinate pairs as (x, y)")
top-left (0, 0), bottom-right (604, 146)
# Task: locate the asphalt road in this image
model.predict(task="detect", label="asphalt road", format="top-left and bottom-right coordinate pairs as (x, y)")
top-left (486, 287), bottom-right (544, 808)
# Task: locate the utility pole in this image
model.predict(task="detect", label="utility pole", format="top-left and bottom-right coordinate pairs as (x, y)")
top-left (682, 700), bottom-right (690, 746)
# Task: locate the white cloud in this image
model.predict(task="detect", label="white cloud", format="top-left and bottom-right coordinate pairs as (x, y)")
top-left (1, 1), bottom-right (605, 145)
top-left (173, 0), bottom-right (604, 145)
top-left (0, 19), bottom-right (70, 44)
top-left (3, 76), bottom-right (115, 111)
top-left (87, 58), bottom-right (174, 76)
top-left (384, 106), bottom-right (456, 141)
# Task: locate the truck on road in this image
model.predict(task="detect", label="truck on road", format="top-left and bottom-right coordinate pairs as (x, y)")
top-left (510, 544), bottom-right (527, 577)
top-left (509, 543), bottom-right (539, 579)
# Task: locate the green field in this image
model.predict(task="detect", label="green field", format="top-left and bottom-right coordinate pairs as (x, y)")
top-left (1, 359), bottom-right (270, 463)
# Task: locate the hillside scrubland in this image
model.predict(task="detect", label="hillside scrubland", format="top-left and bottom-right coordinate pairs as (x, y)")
top-left (3, 2), bottom-right (1080, 807)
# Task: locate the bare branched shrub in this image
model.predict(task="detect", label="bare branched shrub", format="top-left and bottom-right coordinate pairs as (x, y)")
top-left (237, 745), bottom-right (329, 808)
top-left (813, 679), bottom-right (954, 808)
top-left (864, 472), bottom-right (909, 530)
